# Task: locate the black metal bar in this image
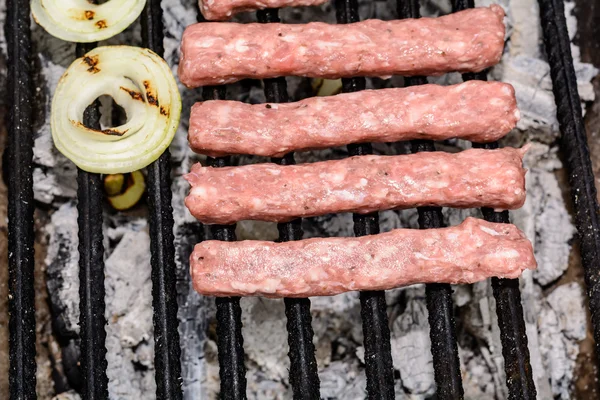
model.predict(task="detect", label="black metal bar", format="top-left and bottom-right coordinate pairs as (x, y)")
top-left (396, 1), bottom-right (464, 397)
top-left (450, 1), bottom-right (536, 399)
top-left (451, 0), bottom-right (474, 10)
top-left (334, 0), bottom-right (395, 398)
top-left (214, 294), bottom-right (246, 400)
top-left (5, 1), bottom-right (37, 399)
top-left (256, 10), bottom-right (321, 399)
top-left (202, 84), bottom-right (248, 399)
top-left (141, 2), bottom-right (183, 399)
top-left (75, 41), bottom-right (109, 400)
top-left (539, 0), bottom-right (600, 381)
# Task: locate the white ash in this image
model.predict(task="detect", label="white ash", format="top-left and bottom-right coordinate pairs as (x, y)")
top-left (320, 361), bottom-right (368, 399)
top-left (522, 143), bottom-right (576, 286)
top-left (460, 346), bottom-right (497, 399)
top-left (44, 201), bottom-right (157, 398)
top-left (520, 269), bottom-right (555, 399)
top-left (104, 227), bottom-right (156, 399)
top-left (43, 198), bottom-right (157, 399)
top-left (539, 283), bottom-right (587, 399)
top-left (240, 298), bottom-right (290, 381)
top-left (33, 167), bottom-right (76, 204)
top-left (23, 0), bottom-right (594, 399)
top-left (28, 22), bottom-right (79, 201)
top-left (31, 52), bottom-right (78, 205)
top-left (388, 286), bottom-right (435, 396)
top-left (494, 0), bottom-right (598, 134)
top-left (106, 218), bottom-right (148, 241)
top-left (45, 202), bottom-right (81, 336)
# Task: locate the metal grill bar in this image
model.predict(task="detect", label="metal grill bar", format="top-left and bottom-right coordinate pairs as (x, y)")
top-left (256, 9), bottom-right (321, 399)
top-left (141, 2), bottom-right (183, 398)
top-left (397, 2), bottom-right (465, 397)
top-left (201, 83), bottom-right (248, 399)
top-left (451, 1), bottom-right (537, 398)
top-left (75, 40), bottom-right (109, 399)
top-left (335, 0), bottom-right (395, 398)
top-left (5, 1), bottom-right (37, 398)
top-left (538, 0), bottom-right (600, 377)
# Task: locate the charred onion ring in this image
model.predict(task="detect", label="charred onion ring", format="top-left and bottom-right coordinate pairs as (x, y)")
top-left (52, 46), bottom-right (181, 174)
top-left (31, 0), bottom-right (146, 43)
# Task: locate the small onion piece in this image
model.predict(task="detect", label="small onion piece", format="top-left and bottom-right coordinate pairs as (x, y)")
top-left (31, 0), bottom-right (146, 43)
top-left (52, 46), bottom-right (181, 174)
top-left (106, 171), bottom-right (146, 210)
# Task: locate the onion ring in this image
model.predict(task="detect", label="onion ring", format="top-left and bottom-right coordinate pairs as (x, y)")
top-left (52, 46), bottom-right (181, 174)
top-left (31, 0), bottom-right (146, 43)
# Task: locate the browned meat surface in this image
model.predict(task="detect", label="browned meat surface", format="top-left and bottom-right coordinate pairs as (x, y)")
top-left (184, 147), bottom-right (527, 225)
top-left (178, 6), bottom-right (505, 87)
top-left (189, 81), bottom-right (519, 157)
top-left (190, 218), bottom-right (536, 297)
top-left (199, 0), bottom-right (328, 21)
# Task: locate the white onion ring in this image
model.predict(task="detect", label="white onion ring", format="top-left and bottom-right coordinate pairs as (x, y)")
top-left (52, 46), bottom-right (181, 174)
top-left (31, 0), bottom-right (146, 43)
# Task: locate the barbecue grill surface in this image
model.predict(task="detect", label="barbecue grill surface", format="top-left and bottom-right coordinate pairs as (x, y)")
top-left (3, 0), bottom-right (600, 398)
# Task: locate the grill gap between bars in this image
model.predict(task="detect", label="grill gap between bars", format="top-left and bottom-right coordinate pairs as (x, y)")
top-left (6, 0), bottom-right (37, 398)
top-left (74, 40), bottom-right (110, 400)
top-left (452, 0), bottom-right (537, 398)
top-left (335, 0), bottom-right (396, 398)
top-left (256, 8), bottom-right (322, 400)
top-left (141, 1), bottom-right (183, 399)
top-left (397, 0), bottom-right (465, 397)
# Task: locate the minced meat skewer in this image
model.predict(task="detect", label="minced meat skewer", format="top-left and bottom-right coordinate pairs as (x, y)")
top-left (178, 6), bottom-right (506, 87)
top-left (199, 0), bottom-right (329, 21)
top-left (185, 147), bottom-right (528, 225)
top-left (189, 81), bottom-right (519, 157)
top-left (190, 217), bottom-right (536, 298)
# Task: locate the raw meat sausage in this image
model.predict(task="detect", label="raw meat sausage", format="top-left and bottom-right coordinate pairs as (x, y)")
top-left (178, 6), bottom-right (506, 87)
top-left (190, 217), bottom-right (536, 297)
top-left (184, 147), bottom-right (528, 225)
top-left (199, 0), bottom-right (329, 21)
top-left (189, 81), bottom-right (519, 157)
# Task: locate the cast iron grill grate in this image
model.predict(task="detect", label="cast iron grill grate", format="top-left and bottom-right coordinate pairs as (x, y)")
top-left (4, 0), bottom-right (599, 399)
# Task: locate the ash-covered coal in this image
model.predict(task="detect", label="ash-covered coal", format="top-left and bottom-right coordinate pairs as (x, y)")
top-left (9, 0), bottom-right (591, 398)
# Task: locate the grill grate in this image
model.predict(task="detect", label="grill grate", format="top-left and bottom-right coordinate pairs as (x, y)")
top-left (5, 0), bottom-right (600, 399)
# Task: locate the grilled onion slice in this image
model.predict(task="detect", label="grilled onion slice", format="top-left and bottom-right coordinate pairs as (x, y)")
top-left (31, 0), bottom-right (146, 43)
top-left (52, 46), bottom-right (181, 174)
